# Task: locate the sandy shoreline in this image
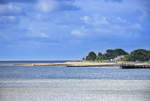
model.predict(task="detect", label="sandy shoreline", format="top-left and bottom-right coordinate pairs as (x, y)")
top-left (0, 79), bottom-right (150, 101)
top-left (19, 61), bottom-right (119, 67)
top-left (18, 61), bottom-right (150, 69)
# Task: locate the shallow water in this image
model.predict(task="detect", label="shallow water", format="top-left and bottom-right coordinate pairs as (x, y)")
top-left (0, 80), bottom-right (150, 101)
top-left (0, 65), bottom-right (150, 80)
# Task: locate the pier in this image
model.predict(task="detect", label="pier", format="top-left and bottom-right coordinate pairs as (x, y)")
top-left (121, 62), bottom-right (150, 69)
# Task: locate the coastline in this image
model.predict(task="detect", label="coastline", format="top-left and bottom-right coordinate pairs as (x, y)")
top-left (19, 61), bottom-right (119, 66)
top-left (18, 61), bottom-right (150, 68)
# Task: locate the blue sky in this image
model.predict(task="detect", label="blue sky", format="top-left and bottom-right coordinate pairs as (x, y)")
top-left (0, 0), bottom-right (150, 60)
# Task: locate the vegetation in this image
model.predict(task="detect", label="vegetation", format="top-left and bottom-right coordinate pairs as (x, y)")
top-left (123, 49), bottom-right (150, 62)
top-left (86, 51), bottom-right (97, 61)
top-left (84, 49), bottom-right (150, 62)
top-left (96, 52), bottom-right (104, 62)
top-left (103, 49), bottom-right (128, 60)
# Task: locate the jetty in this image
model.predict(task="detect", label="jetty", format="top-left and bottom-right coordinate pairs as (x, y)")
top-left (121, 62), bottom-right (150, 69)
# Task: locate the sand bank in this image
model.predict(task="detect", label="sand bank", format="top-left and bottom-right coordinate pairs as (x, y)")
top-left (19, 61), bottom-right (119, 67)
top-left (19, 61), bottom-right (150, 68)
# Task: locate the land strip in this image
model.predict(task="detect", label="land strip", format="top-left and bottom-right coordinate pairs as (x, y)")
top-left (18, 61), bottom-right (150, 68)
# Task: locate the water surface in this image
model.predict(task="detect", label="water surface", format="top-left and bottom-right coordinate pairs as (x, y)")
top-left (0, 65), bottom-right (150, 80)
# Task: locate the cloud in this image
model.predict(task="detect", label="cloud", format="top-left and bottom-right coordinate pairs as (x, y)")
top-left (94, 22), bottom-right (142, 37)
top-left (99, 17), bottom-right (109, 25)
top-left (81, 15), bottom-right (110, 27)
top-left (0, 0), bottom-right (80, 17)
top-left (79, 14), bottom-right (142, 38)
top-left (104, 0), bottom-right (123, 3)
top-left (116, 17), bottom-right (127, 23)
top-left (36, 0), bottom-right (79, 13)
top-left (0, 0), bottom-right (37, 4)
top-left (58, 0), bottom-right (80, 11)
top-left (40, 33), bottom-right (49, 38)
top-left (25, 27), bottom-right (50, 38)
top-left (0, 3), bottom-right (22, 15)
top-left (0, 15), bottom-right (16, 24)
top-left (36, 0), bottom-right (57, 13)
top-left (71, 30), bottom-right (82, 36)
top-left (80, 16), bottom-right (90, 24)
top-left (138, 0), bottom-right (150, 20)
top-left (0, 0), bottom-right (148, 42)
top-left (73, 0), bottom-right (149, 38)
top-left (71, 26), bottom-right (87, 37)
top-left (75, 0), bottom-right (149, 21)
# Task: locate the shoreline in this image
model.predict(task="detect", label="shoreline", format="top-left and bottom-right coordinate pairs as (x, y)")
top-left (18, 61), bottom-right (150, 68)
top-left (18, 61), bottom-right (119, 66)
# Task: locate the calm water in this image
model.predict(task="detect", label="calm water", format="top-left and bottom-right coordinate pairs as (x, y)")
top-left (0, 61), bottom-right (150, 80)
top-left (0, 60), bottom-right (69, 66)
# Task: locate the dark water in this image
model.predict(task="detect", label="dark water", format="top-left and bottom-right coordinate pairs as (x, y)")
top-left (0, 61), bottom-right (150, 80)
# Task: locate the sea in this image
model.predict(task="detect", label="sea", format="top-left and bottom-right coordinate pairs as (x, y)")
top-left (0, 60), bottom-right (150, 80)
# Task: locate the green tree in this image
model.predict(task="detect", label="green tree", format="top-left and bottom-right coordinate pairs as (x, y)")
top-left (96, 52), bottom-right (104, 62)
top-left (103, 49), bottom-right (114, 59)
top-left (114, 49), bottom-right (128, 56)
top-left (86, 51), bottom-right (97, 61)
top-left (103, 49), bottom-right (128, 60)
top-left (125, 49), bottom-right (150, 61)
top-left (98, 52), bottom-right (103, 57)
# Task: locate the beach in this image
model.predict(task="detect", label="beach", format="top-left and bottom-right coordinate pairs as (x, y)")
top-left (0, 80), bottom-right (150, 101)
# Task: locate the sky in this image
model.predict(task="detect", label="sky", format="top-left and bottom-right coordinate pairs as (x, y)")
top-left (0, 0), bottom-right (150, 60)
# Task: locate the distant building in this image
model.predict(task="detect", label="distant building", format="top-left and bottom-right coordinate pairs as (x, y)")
top-left (112, 55), bottom-right (125, 62)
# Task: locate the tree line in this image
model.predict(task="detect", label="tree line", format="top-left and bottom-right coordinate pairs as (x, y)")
top-left (84, 49), bottom-right (150, 62)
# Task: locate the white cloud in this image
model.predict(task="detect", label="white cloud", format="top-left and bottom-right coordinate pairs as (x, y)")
top-left (79, 14), bottom-right (142, 38)
top-left (80, 16), bottom-right (90, 24)
top-left (71, 30), bottom-right (82, 36)
top-left (0, 3), bottom-right (22, 14)
top-left (116, 17), bottom-right (127, 23)
top-left (96, 23), bottom-right (142, 37)
top-left (75, 0), bottom-right (147, 22)
top-left (40, 33), bottom-right (49, 38)
top-left (26, 27), bottom-right (49, 38)
top-left (71, 26), bottom-right (88, 36)
top-left (26, 31), bottom-right (49, 38)
top-left (81, 15), bottom-right (110, 26)
top-left (37, 0), bottom-right (57, 13)
top-left (0, 15), bottom-right (16, 23)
